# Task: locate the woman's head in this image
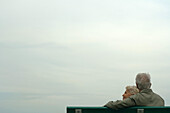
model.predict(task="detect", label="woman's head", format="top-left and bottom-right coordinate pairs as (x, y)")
top-left (122, 85), bottom-right (139, 100)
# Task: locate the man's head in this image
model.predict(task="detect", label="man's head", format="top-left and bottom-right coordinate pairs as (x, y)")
top-left (122, 86), bottom-right (139, 100)
top-left (136, 73), bottom-right (151, 91)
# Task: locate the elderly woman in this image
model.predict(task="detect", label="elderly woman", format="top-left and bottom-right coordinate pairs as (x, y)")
top-left (122, 86), bottom-right (139, 100)
top-left (104, 85), bottom-right (139, 108)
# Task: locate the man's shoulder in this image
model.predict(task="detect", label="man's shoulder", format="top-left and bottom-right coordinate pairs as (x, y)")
top-left (129, 89), bottom-right (159, 99)
top-left (129, 92), bottom-right (141, 99)
top-left (129, 89), bottom-right (165, 106)
top-left (152, 91), bottom-right (165, 101)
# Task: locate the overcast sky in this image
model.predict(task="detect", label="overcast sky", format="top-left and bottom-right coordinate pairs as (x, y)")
top-left (1, 0), bottom-right (170, 113)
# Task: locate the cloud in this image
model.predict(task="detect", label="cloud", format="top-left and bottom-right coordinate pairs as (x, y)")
top-left (0, 0), bottom-right (170, 113)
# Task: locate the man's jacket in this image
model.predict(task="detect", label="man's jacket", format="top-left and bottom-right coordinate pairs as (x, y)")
top-left (104, 89), bottom-right (164, 110)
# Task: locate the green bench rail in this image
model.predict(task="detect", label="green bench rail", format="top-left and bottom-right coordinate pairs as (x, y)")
top-left (67, 106), bottom-right (170, 113)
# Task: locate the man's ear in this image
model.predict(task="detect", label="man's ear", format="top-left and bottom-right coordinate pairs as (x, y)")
top-left (136, 83), bottom-right (139, 89)
top-left (149, 83), bottom-right (152, 88)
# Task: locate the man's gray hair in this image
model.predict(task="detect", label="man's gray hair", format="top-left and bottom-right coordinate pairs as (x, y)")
top-left (136, 73), bottom-right (151, 90)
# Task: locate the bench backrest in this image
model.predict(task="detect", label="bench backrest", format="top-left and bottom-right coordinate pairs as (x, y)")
top-left (67, 106), bottom-right (170, 113)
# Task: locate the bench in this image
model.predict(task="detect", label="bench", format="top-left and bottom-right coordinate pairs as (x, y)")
top-left (67, 106), bottom-right (170, 113)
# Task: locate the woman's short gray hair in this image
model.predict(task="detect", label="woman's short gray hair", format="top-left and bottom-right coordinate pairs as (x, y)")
top-left (126, 86), bottom-right (139, 95)
top-left (136, 73), bottom-right (151, 90)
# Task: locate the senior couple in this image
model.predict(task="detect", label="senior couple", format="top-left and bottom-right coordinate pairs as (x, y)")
top-left (104, 73), bottom-right (164, 110)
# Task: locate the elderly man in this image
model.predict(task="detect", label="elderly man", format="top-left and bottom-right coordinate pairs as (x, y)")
top-left (104, 73), bottom-right (164, 110)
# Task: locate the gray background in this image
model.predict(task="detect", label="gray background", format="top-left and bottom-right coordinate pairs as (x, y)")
top-left (0, 0), bottom-right (170, 113)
